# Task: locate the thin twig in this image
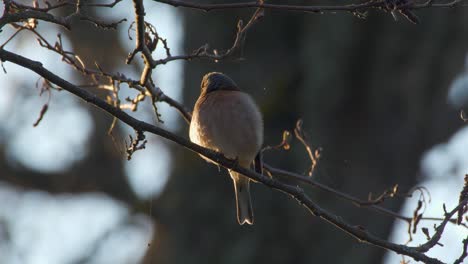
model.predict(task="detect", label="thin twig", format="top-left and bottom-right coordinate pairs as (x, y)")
top-left (413, 200), bottom-right (467, 252)
top-left (454, 238), bottom-right (468, 264)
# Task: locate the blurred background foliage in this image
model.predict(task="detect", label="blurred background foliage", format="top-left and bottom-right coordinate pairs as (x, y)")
top-left (0, 1), bottom-right (467, 264)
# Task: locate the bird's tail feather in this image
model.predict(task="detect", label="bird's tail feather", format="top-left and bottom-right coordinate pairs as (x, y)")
top-left (231, 172), bottom-right (254, 225)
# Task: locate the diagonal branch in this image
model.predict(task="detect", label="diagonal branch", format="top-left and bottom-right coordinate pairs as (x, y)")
top-left (0, 47), bottom-right (447, 264)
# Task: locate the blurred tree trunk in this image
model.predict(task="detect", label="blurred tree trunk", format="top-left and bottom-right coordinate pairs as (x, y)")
top-left (153, 5), bottom-right (468, 264)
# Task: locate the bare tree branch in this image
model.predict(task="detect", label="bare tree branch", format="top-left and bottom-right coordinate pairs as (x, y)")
top-left (264, 164), bottom-right (465, 227)
top-left (0, 47), bottom-right (453, 264)
top-left (413, 201), bottom-right (467, 252)
top-left (153, 0), bottom-right (467, 24)
top-left (153, 0), bottom-right (465, 12)
top-left (1, 1), bottom-right (467, 263)
top-left (454, 238), bottom-right (468, 264)
top-left (0, 0), bottom-right (126, 31)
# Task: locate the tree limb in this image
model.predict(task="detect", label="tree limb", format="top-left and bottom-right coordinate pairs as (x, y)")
top-left (0, 47), bottom-right (449, 264)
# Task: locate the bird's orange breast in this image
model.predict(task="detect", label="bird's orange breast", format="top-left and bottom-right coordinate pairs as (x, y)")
top-left (189, 90), bottom-right (263, 166)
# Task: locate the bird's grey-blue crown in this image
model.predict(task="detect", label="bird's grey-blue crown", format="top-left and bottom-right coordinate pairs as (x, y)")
top-left (201, 72), bottom-right (240, 94)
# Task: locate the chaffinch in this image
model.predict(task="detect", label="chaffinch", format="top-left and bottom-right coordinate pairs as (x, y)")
top-left (189, 72), bottom-right (264, 225)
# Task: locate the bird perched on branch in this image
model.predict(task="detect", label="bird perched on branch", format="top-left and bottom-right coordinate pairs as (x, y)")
top-left (189, 72), bottom-right (263, 225)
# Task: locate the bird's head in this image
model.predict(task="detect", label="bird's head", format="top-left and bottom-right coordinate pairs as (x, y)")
top-left (200, 72), bottom-right (240, 94)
